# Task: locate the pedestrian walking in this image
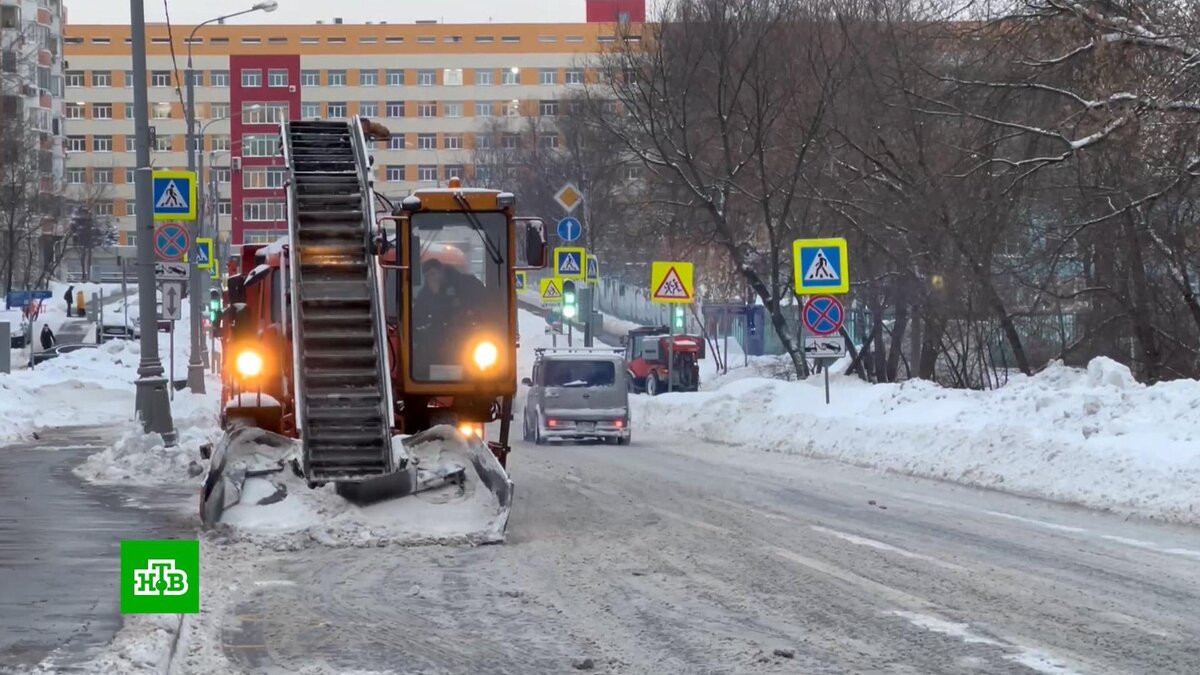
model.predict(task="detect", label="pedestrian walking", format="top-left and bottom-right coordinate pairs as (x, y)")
top-left (40, 324), bottom-right (55, 350)
top-left (63, 285), bottom-right (74, 316)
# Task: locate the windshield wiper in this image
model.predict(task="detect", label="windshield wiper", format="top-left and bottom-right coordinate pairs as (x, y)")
top-left (453, 193), bottom-right (504, 265)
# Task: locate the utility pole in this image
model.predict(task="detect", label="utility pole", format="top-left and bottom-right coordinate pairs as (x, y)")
top-left (184, 43), bottom-right (205, 393)
top-left (130, 0), bottom-right (176, 444)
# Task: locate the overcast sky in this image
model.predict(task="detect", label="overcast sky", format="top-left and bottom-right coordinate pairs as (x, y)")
top-left (68, 0), bottom-right (598, 25)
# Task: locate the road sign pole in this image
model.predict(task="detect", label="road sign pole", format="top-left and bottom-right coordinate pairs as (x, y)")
top-left (825, 363), bottom-right (830, 405)
top-left (131, 0), bottom-right (176, 445)
top-left (169, 322), bottom-right (175, 401)
top-left (184, 68), bottom-right (205, 395)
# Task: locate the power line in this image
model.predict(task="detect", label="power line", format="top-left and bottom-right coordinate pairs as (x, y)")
top-left (161, 0), bottom-right (189, 130)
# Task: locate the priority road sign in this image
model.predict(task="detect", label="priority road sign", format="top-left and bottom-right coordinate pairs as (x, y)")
top-left (556, 217), bottom-right (582, 243)
top-left (650, 261), bottom-right (694, 304)
top-left (554, 247), bottom-right (586, 280)
top-left (585, 254), bottom-right (599, 283)
top-left (802, 295), bottom-right (845, 337)
top-left (794, 237), bottom-right (849, 295)
top-left (195, 238), bottom-right (214, 270)
top-left (554, 183), bottom-right (582, 213)
top-left (540, 277), bottom-right (563, 304)
top-left (154, 223), bottom-right (191, 262)
top-left (515, 271), bottom-right (527, 290)
top-left (152, 170), bottom-right (197, 222)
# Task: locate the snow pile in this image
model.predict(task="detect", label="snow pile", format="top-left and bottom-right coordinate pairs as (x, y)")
top-left (635, 357), bottom-right (1200, 524)
top-left (29, 615), bottom-right (182, 675)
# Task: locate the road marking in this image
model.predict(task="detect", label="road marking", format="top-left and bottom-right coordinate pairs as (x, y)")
top-left (809, 525), bottom-right (964, 571)
top-left (1100, 535), bottom-right (1200, 560)
top-left (982, 511), bottom-right (1087, 533)
top-left (252, 579), bottom-right (297, 588)
top-left (653, 507), bottom-right (731, 535)
top-left (711, 497), bottom-right (794, 522)
top-left (892, 611), bottom-right (1083, 675)
top-left (768, 546), bottom-right (935, 611)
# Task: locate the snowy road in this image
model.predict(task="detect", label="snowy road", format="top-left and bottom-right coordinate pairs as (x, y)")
top-left (182, 430), bottom-right (1200, 674)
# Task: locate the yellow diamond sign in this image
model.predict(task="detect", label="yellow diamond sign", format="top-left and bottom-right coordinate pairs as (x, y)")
top-left (554, 183), bottom-right (582, 213)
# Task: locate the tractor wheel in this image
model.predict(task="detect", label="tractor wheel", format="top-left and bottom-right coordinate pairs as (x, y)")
top-left (645, 373), bottom-right (660, 396)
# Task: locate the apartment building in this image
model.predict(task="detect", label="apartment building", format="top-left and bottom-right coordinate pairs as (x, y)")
top-left (62, 1), bottom-right (642, 246)
top-left (1, 0), bottom-right (67, 191)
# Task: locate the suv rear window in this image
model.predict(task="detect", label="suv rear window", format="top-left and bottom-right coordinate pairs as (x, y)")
top-left (543, 360), bottom-right (615, 387)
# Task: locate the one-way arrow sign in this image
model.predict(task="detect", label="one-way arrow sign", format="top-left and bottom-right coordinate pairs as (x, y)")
top-left (161, 280), bottom-right (184, 321)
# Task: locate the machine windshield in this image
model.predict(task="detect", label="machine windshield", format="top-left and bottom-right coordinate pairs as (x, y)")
top-left (409, 211), bottom-right (510, 382)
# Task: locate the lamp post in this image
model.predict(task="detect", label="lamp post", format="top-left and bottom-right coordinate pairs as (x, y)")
top-left (130, 0), bottom-right (175, 443)
top-left (184, 0), bottom-right (278, 394)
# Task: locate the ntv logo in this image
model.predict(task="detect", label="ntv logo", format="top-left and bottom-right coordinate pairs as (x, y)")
top-left (133, 559), bottom-right (189, 596)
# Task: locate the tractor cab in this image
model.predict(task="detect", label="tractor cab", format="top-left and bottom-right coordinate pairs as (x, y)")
top-left (624, 326), bottom-right (704, 395)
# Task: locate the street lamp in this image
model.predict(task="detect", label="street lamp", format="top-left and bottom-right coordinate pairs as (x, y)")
top-left (183, 3), bottom-right (278, 394)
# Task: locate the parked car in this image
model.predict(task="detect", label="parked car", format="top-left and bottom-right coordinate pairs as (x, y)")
top-left (1, 311), bottom-right (27, 348)
top-left (521, 347), bottom-right (631, 445)
top-left (32, 343), bottom-right (97, 365)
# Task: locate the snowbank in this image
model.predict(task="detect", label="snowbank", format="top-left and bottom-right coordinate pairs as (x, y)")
top-left (635, 357), bottom-right (1200, 524)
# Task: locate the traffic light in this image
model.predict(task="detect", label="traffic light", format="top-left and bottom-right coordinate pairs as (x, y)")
top-left (562, 280), bottom-right (577, 320)
top-left (208, 288), bottom-right (221, 323)
top-left (672, 305), bottom-right (686, 331)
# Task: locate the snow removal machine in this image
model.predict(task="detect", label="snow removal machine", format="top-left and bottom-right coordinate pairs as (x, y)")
top-left (199, 117), bottom-right (547, 536)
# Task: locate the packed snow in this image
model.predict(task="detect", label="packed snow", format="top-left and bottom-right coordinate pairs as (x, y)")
top-left (634, 357), bottom-right (1200, 525)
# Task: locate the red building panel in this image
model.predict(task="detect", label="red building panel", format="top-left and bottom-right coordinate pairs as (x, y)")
top-left (585, 0), bottom-right (646, 23)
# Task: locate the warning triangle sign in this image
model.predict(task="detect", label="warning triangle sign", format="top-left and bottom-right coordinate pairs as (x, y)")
top-left (543, 283), bottom-right (561, 299)
top-left (803, 249), bottom-right (839, 282)
top-left (156, 180), bottom-right (188, 209)
top-left (559, 254), bottom-right (581, 274)
top-left (653, 267), bottom-right (691, 300)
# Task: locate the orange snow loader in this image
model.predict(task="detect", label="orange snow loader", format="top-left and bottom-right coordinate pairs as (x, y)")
top-left (200, 117), bottom-right (547, 533)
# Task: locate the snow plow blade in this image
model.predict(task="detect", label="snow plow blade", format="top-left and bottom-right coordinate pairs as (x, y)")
top-left (199, 423), bottom-right (293, 527)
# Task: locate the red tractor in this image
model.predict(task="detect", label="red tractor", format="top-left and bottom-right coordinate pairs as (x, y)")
top-left (624, 326), bottom-right (704, 395)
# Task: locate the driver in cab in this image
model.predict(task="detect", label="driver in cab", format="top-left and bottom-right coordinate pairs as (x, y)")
top-left (413, 245), bottom-right (488, 368)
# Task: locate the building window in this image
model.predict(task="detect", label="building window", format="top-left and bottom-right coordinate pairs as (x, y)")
top-left (417, 102), bottom-right (437, 118)
top-left (243, 199), bottom-right (287, 221)
top-left (386, 70), bottom-right (405, 86)
top-left (211, 70), bottom-right (229, 87)
top-left (125, 201), bottom-right (136, 216)
top-left (475, 135), bottom-right (493, 150)
top-left (211, 135), bottom-right (231, 151)
top-left (471, 102), bottom-right (492, 118)
top-left (243, 167), bottom-right (287, 189)
top-left (539, 134), bottom-right (560, 150)
top-left (502, 68), bottom-right (519, 85)
top-left (217, 201), bottom-right (232, 216)
top-left (386, 101), bottom-right (405, 118)
top-left (327, 102), bottom-right (347, 118)
top-left (244, 102), bottom-right (289, 125)
top-left (153, 104), bottom-right (172, 119)
top-left (388, 136), bottom-right (405, 150)
top-left (418, 165), bottom-right (437, 182)
top-left (65, 103), bottom-right (84, 119)
top-left (566, 69), bottom-right (584, 86)
top-left (67, 168), bottom-right (86, 183)
top-left (539, 100), bottom-right (559, 116)
top-left (147, 70), bottom-right (169, 87)
top-left (211, 102), bottom-right (230, 119)
top-left (93, 167), bottom-right (113, 184)
top-left (540, 69), bottom-right (558, 86)
top-left (125, 168), bottom-right (137, 183)
top-left (502, 133), bottom-right (519, 149)
top-left (90, 103), bottom-right (113, 119)
top-left (444, 134), bottom-right (463, 150)
top-left (417, 36), bottom-right (435, 45)
top-left (301, 70), bottom-right (320, 87)
top-left (417, 70), bottom-right (436, 86)
top-left (301, 102), bottom-right (320, 119)
top-left (300, 37), bottom-right (320, 45)
top-left (417, 133), bottom-right (436, 150)
top-left (190, 71), bottom-right (204, 86)
top-left (124, 70), bottom-right (136, 88)
top-left (242, 37), bottom-right (262, 45)
top-left (386, 167), bottom-right (404, 182)
top-left (360, 70), bottom-right (378, 86)
top-left (505, 100), bottom-right (520, 117)
top-left (444, 102), bottom-right (463, 118)
top-left (444, 164), bottom-right (465, 179)
top-left (125, 136), bottom-right (137, 152)
top-left (501, 36), bottom-right (520, 44)
top-left (327, 70), bottom-right (347, 86)
top-left (92, 135), bottom-right (113, 152)
top-left (153, 135), bottom-right (172, 152)
top-left (243, 134), bottom-right (278, 157)
top-left (94, 201), bottom-right (114, 216)
top-left (123, 103), bottom-right (135, 119)
top-left (475, 70), bottom-right (493, 86)
top-left (268, 69), bottom-right (288, 87)
top-left (241, 69), bottom-right (262, 87)
top-left (360, 102), bottom-right (379, 117)
top-left (65, 71), bottom-right (84, 87)
top-left (92, 70), bottom-right (112, 87)
top-left (443, 68), bottom-right (463, 86)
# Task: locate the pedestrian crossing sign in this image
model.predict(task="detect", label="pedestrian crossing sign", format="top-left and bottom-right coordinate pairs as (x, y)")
top-left (515, 271), bottom-right (526, 290)
top-left (554, 247), bottom-right (586, 280)
top-left (152, 170), bottom-right (197, 221)
top-left (540, 277), bottom-right (563, 304)
top-left (793, 237), bottom-right (849, 295)
top-left (586, 254), bottom-right (600, 284)
top-left (650, 261), bottom-right (694, 305)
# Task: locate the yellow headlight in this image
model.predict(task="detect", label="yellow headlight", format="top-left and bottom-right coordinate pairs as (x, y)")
top-left (458, 422), bottom-right (483, 438)
top-left (473, 340), bottom-right (498, 370)
top-left (236, 350), bottom-right (263, 377)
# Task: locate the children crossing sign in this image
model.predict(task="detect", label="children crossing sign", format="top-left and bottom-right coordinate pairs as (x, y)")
top-left (554, 247), bottom-right (586, 280)
top-left (152, 170), bottom-right (197, 222)
top-left (650, 261), bottom-right (694, 304)
top-left (793, 237), bottom-right (849, 295)
top-left (540, 277), bottom-right (563, 304)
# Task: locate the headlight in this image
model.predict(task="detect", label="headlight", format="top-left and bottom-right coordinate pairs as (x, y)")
top-left (473, 340), bottom-right (498, 370)
top-left (458, 422), bottom-right (483, 438)
top-left (236, 350), bottom-right (263, 377)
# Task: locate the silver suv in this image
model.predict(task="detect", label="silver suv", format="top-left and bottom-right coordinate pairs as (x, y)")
top-left (521, 348), bottom-right (631, 445)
